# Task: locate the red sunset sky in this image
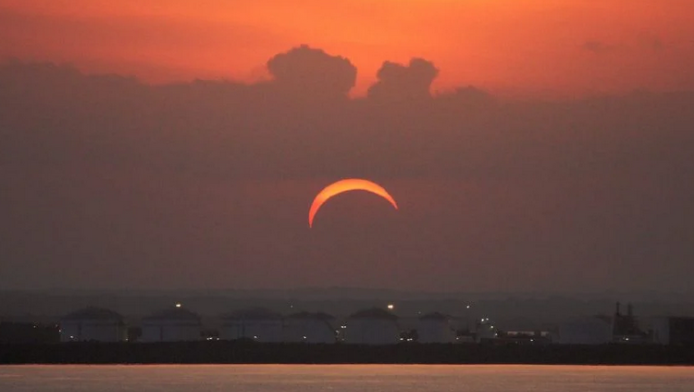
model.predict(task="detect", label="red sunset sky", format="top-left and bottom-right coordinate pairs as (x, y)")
top-left (2, 0), bottom-right (694, 96)
top-left (1, 1), bottom-right (693, 293)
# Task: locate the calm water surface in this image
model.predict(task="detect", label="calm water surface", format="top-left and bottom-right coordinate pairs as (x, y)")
top-left (1, 365), bottom-right (693, 391)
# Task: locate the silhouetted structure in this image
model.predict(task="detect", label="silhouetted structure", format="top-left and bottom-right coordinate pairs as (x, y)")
top-left (651, 317), bottom-right (694, 346)
top-left (399, 329), bottom-right (419, 343)
top-left (495, 330), bottom-right (551, 346)
top-left (417, 312), bottom-right (456, 343)
top-left (60, 307), bottom-right (127, 342)
top-left (140, 305), bottom-right (202, 342)
top-left (475, 317), bottom-right (498, 343)
top-left (344, 308), bottom-right (400, 345)
top-left (283, 311), bottom-right (336, 344)
top-left (612, 302), bottom-right (649, 343)
top-left (220, 308), bottom-right (283, 342)
top-left (555, 316), bottom-right (613, 345)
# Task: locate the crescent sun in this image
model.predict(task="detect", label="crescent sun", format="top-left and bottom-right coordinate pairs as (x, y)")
top-left (308, 178), bottom-right (399, 228)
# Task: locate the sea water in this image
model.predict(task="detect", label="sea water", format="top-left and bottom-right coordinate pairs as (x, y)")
top-left (1, 365), bottom-right (693, 391)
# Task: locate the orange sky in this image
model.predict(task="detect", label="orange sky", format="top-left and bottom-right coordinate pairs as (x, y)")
top-left (2, 0), bottom-right (694, 96)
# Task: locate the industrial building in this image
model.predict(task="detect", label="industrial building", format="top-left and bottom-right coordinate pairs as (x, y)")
top-left (344, 308), bottom-right (400, 345)
top-left (417, 312), bottom-right (456, 343)
top-left (651, 317), bottom-right (694, 345)
top-left (283, 311), bottom-right (336, 344)
top-left (140, 305), bottom-right (202, 342)
top-left (60, 307), bottom-right (127, 342)
top-left (220, 307), bottom-right (283, 342)
top-left (611, 302), bottom-right (649, 343)
top-left (475, 317), bottom-right (498, 342)
top-left (554, 316), bottom-right (613, 344)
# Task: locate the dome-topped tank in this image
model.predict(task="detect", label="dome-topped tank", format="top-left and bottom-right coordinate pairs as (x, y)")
top-left (140, 305), bottom-right (202, 342)
top-left (60, 307), bottom-right (127, 342)
top-left (220, 307), bottom-right (283, 342)
top-left (345, 307), bottom-right (400, 345)
top-left (284, 312), bottom-right (336, 344)
top-left (418, 312), bottom-right (456, 343)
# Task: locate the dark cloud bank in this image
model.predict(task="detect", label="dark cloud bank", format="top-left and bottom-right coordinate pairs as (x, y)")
top-left (1, 46), bottom-right (693, 293)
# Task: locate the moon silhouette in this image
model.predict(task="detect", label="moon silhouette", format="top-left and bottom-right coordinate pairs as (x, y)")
top-left (308, 179), bottom-right (399, 228)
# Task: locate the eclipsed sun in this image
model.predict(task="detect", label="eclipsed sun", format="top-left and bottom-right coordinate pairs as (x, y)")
top-left (308, 179), bottom-right (398, 228)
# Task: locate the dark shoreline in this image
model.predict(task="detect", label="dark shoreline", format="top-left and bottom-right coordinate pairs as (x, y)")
top-left (1, 342), bottom-right (693, 365)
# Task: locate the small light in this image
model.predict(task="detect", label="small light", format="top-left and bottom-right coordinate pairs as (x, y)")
top-left (253, 335), bottom-right (258, 339)
top-left (387, 304), bottom-right (394, 310)
top-left (303, 336), bottom-right (307, 339)
top-left (175, 303), bottom-right (182, 308)
top-left (466, 305), bottom-right (471, 309)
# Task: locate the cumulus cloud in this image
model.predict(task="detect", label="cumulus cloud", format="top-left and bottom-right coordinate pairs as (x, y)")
top-left (367, 58), bottom-right (439, 101)
top-left (266, 44), bottom-right (357, 99)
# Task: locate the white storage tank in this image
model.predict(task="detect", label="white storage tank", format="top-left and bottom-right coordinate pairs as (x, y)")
top-left (345, 308), bottom-right (400, 345)
top-left (418, 312), bottom-right (456, 343)
top-left (60, 307), bottom-right (127, 342)
top-left (140, 305), bottom-right (202, 342)
top-left (220, 308), bottom-right (283, 343)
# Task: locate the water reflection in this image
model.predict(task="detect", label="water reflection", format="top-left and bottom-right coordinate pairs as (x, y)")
top-left (0, 365), bottom-right (693, 392)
